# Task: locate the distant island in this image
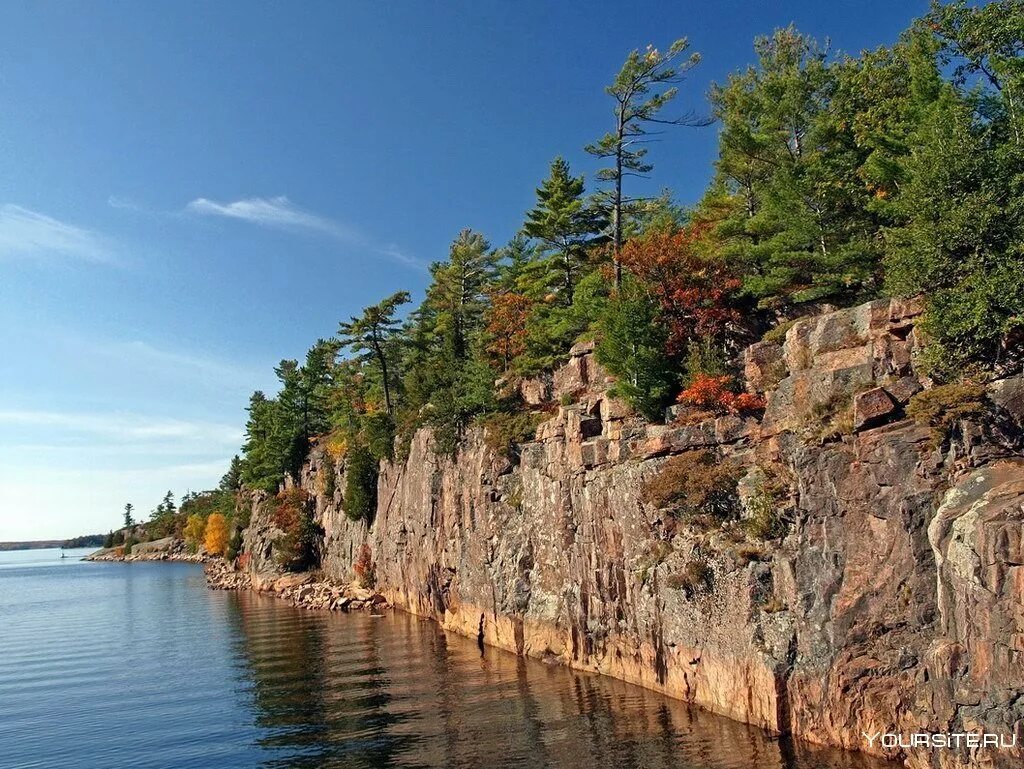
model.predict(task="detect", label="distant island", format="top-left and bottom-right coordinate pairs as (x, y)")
top-left (0, 534), bottom-right (106, 552)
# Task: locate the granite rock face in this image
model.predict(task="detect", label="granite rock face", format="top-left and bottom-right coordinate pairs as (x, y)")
top-left (239, 298), bottom-right (1023, 768)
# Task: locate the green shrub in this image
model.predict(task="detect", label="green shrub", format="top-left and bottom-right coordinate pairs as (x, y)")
top-left (666, 559), bottom-right (713, 597)
top-left (643, 450), bottom-right (742, 523)
top-left (635, 540), bottom-right (673, 585)
top-left (906, 382), bottom-right (987, 441)
top-left (480, 410), bottom-right (543, 458)
top-left (343, 444), bottom-right (378, 522)
top-left (595, 276), bottom-right (677, 421)
top-left (760, 318), bottom-right (798, 345)
top-left (225, 527), bottom-right (243, 562)
top-left (743, 482), bottom-right (788, 540)
top-left (273, 488), bottom-right (321, 571)
top-left (363, 412), bottom-right (396, 461)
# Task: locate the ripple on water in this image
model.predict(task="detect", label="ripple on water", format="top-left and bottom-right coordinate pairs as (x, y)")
top-left (0, 554), bottom-right (898, 769)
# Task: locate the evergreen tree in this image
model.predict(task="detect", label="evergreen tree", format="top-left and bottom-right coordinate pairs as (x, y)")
top-left (343, 443), bottom-right (378, 521)
top-left (338, 291), bottom-right (411, 415)
top-left (885, 86), bottom-right (1024, 374)
top-left (595, 276), bottom-right (676, 420)
top-left (927, 0), bottom-right (1024, 141)
top-left (219, 455), bottom-right (243, 493)
top-left (426, 229), bottom-right (498, 364)
top-left (403, 229), bottom-right (500, 451)
top-left (240, 391), bottom-right (283, 492)
top-left (586, 38), bottom-right (703, 287)
top-left (703, 26), bottom-right (940, 310)
top-left (266, 339), bottom-right (340, 481)
top-left (495, 235), bottom-right (547, 298)
top-left (522, 157), bottom-right (603, 302)
top-left (123, 502), bottom-right (134, 529)
top-left (709, 28), bottom-right (844, 308)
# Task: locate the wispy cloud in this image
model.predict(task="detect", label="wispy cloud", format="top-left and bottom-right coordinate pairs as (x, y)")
top-left (187, 195), bottom-right (345, 235)
top-left (186, 195), bottom-right (424, 270)
top-left (0, 204), bottom-right (114, 264)
top-left (107, 195), bottom-right (145, 212)
top-left (0, 409), bottom-right (243, 446)
top-left (98, 339), bottom-right (269, 387)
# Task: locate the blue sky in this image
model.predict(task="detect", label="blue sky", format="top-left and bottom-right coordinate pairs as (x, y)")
top-left (0, 0), bottom-right (928, 540)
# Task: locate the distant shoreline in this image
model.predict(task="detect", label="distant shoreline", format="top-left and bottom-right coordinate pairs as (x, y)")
top-left (0, 539), bottom-right (104, 553)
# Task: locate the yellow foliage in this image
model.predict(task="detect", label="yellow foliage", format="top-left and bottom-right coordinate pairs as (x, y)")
top-left (324, 429), bottom-right (348, 461)
top-left (204, 513), bottom-right (229, 556)
top-left (183, 513), bottom-right (206, 551)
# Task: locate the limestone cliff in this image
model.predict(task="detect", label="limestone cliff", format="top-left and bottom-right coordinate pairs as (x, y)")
top-left (239, 297), bottom-right (1024, 768)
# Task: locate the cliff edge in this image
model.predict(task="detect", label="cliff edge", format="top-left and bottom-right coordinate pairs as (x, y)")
top-left (236, 297), bottom-right (1024, 768)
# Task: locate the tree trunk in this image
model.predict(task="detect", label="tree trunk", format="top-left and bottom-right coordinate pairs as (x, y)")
top-left (613, 109), bottom-right (625, 290)
top-left (371, 329), bottom-right (393, 416)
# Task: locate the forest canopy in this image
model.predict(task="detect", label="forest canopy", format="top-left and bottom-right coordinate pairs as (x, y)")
top-left (227, 1), bottom-right (1023, 498)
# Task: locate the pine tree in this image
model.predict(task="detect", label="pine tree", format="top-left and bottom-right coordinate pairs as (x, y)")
top-left (705, 26), bottom-right (915, 310)
top-left (240, 391), bottom-right (282, 492)
top-left (338, 291), bottom-right (411, 415)
top-left (405, 229), bottom-right (500, 451)
top-left (885, 86), bottom-right (1024, 374)
top-left (523, 157), bottom-right (603, 302)
top-left (595, 276), bottom-right (675, 420)
top-left (586, 38), bottom-right (703, 287)
top-left (219, 455), bottom-right (243, 493)
top-left (426, 229), bottom-right (498, 364)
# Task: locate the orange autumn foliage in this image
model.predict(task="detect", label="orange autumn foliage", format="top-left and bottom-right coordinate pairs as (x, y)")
top-left (485, 291), bottom-right (533, 367)
top-left (677, 373), bottom-right (765, 415)
top-left (618, 225), bottom-right (741, 354)
top-left (204, 512), bottom-right (229, 556)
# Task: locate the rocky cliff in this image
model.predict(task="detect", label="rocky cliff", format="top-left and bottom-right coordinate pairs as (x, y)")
top-left (239, 297), bottom-right (1024, 769)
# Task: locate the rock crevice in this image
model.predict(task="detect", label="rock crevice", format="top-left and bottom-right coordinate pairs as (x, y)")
top-left (236, 298), bottom-right (1023, 768)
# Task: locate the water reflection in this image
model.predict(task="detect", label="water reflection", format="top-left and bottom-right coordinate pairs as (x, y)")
top-left (228, 592), bottom-right (896, 769)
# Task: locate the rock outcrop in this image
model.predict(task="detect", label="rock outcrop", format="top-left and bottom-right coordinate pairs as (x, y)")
top-left (86, 536), bottom-right (204, 562)
top-left (234, 298), bottom-right (1023, 769)
top-left (205, 560), bottom-right (389, 612)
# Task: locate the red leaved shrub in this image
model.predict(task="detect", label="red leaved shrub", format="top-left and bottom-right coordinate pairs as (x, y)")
top-left (353, 543), bottom-right (376, 588)
top-left (677, 374), bottom-right (765, 416)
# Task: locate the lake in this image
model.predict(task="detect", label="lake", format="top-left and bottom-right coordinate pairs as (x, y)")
top-left (0, 549), bottom-right (895, 769)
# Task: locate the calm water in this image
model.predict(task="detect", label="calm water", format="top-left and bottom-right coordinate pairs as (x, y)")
top-left (0, 550), bottom-right (896, 769)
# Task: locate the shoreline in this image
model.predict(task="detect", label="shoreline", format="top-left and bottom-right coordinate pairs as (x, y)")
top-left (203, 560), bottom-right (907, 768)
top-left (96, 552), bottom-right (907, 767)
top-left (204, 560), bottom-right (390, 613)
top-left (84, 544), bottom-right (207, 564)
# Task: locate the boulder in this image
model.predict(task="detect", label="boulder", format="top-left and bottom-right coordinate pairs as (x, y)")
top-left (853, 387), bottom-right (897, 431)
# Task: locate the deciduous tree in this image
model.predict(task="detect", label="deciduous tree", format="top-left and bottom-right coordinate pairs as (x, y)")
top-left (204, 513), bottom-right (228, 557)
top-left (183, 514), bottom-right (206, 552)
top-left (617, 225), bottom-right (742, 355)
